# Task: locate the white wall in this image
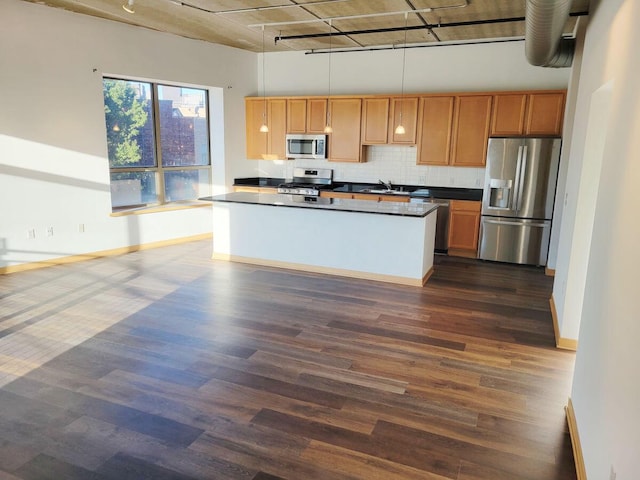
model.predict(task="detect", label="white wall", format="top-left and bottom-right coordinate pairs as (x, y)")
top-left (0, 0), bottom-right (255, 268)
top-left (560, 0), bottom-right (640, 477)
top-left (243, 41), bottom-right (570, 190)
top-left (261, 41), bottom-right (569, 96)
top-left (547, 17), bottom-right (588, 270)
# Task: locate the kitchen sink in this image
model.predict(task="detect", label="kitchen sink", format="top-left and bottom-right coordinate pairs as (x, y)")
top-left (358, 188), bottom-right (410, 195)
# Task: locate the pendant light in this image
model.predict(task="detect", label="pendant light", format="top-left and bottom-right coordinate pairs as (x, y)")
top-left (394, 12), bottom-right (409, 136)
top-left (122, 0), bottom-right (135, 13)
top-left (323, 19), bottom-right (333, 134)
top-left (259, 25), bottom-right (269, 133)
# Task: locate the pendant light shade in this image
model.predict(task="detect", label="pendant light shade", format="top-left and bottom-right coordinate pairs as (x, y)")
top-left (394, 12), bottom-right (409, 135)
top-left (260, 25), bottom-right (269, 133)
top-left (324, 19), bottom-right (333, 134)
top-left (122, 0), bottom-right (135, 13)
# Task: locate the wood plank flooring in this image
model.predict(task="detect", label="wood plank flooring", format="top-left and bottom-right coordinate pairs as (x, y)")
top-left (0, 240), bottom-right (576, 479)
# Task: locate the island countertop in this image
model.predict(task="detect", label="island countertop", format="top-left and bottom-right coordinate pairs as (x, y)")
top-left (201, 192), bottom-right (439, 218)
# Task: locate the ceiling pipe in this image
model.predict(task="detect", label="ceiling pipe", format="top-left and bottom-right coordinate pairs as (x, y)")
top-left (525, 0), bottom-right (575, 68)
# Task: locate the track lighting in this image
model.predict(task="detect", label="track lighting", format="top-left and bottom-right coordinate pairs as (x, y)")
top-left (122, 0), bottom-right (135, 14)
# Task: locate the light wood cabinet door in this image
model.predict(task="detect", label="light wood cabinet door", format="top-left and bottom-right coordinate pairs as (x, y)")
top-left (361, 97), bottom-right (390, 144)
top-left (287, 98), bottom-right (307, 133)
top-left (245, 98), bottom-right (286, 160)
top-left (287, 98), bottom-right (327, 134)
top-left (451, 95), bottom-right (492, 167)
top-left (352, 193), bottom-right (379, 201)
top-left (389, 97), bottom-right (419, 144)
top-left (307, 98), bottom-right (328, 134)
top-left (320, 191), bottom-right (353, 199)
top-left (525, 92), bottom-right (565, 136)
top-left (328, 98), bottom-right (363, 162)
top-left (379, 195), bottom-right (410, 203)
top-left (417, 96), bottom-right (455, 166)
top-left (491, 93), bottom-right (528, 136)
top-left (267, 99), bottom-right (287, 160)
top-left (233, 186), bottom-right (278, 194)
top-left (448, 200), bottom-right (481, 256)
top-left (491, 91), bottom-right (565, 136)
top-left (245, 98), bottom-right (268, 159)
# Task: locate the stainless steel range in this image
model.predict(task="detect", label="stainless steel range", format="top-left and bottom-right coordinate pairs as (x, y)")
top-left (277, 167), bottom-right (333, 196)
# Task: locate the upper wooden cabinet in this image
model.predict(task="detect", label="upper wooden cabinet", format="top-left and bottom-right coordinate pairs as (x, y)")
top-left (361, 97), bottom-right (390, 144)
top-left (417, 96), bottom-right (455, 166)
top-left (525, 92), bottom-right (565, 136)
top-left (389, 97), bottom-right (419, 144)
top-left (491, 91), bottom-right (565, 136)
top-left (328, 98), bottom-right (363, 162)
top-left (451, 95), bottom-right (493, 167)
top-left (245, 98), bottom-right (287, 160)
top-left (491, 93), bottom-right (528, 136)
top-left (287, 98), bottom-right (327, 134)
top-left (245, 89), bottom-right (565, 165)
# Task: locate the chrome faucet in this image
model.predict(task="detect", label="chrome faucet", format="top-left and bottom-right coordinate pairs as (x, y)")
top-left (378, 179), bottom-right (393, 190)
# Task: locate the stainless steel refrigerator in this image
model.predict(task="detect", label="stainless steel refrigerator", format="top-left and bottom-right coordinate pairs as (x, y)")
top-left (478, 137), bottom-right (561, 266)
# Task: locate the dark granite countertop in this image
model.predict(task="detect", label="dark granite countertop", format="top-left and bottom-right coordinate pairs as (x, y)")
top-left (233, 177), bottom-right (483, 201)
top-left (233, 177), bottom-right (285, 188)
top-left (201, 192), bottom-right (439, 218)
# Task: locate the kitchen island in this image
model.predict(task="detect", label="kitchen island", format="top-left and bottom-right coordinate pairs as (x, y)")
top-left (202, 192), bottom-right (439, 286)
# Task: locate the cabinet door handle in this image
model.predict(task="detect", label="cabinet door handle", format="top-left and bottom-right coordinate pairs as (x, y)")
top-left (512, 145), bottom-right (523, 210)
top-left (483, 219), bottom-right (547, 228)
top-left (516, 145), bottom-right (528, 212)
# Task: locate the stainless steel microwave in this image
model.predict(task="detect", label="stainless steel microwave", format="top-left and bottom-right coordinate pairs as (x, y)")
top-left (285, 134), bottom-right (327, 159)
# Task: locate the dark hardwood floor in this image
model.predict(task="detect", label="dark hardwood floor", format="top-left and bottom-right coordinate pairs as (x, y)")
top-left (0, 240), bottom-right (577, 479)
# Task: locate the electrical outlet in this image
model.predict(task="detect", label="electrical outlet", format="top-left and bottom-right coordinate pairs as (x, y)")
top-left (449, 176), bottom-right (455, 185)
top-left (610, 465), bottom-right (616, 480)
top-left (475, 178), bottom-right (481, 187)
top-left (78, 223), bottom-right (85, 233)
top-left (27, 229), bottom-right (36, 239)
top-left (46, 226), bottom-right (54, 237)
top-left (418, 175), bottom-right (426, 184)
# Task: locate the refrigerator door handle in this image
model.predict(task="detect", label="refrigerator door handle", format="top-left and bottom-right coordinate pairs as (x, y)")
top-left (483, 218), bottom-right (548, 228)
top-left (512, 146), bottom-right (524, 210)
top-left (516, 145), bottom-right (528, 212)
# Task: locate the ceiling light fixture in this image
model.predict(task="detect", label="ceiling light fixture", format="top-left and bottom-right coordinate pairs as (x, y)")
top-left (122, 0), bottom-right (135, 14)
top-left (248, 6), bottom-right (436, 28)
top-left (395, 12), bottom-right (409, 136)
top-left (324, 20), bottom-right (333, 134)
top-left (259, 25), bottom-right (269, 133)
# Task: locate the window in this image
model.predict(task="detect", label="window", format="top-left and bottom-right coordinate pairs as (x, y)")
top-left (103, 78), bottom-right (211, 210)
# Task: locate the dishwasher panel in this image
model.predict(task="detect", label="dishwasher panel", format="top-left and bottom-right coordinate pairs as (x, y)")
top-left (411, 198), bottom-right (449, 253)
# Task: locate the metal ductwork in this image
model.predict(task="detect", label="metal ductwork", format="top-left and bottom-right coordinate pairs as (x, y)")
top-left (525, 0), bottom-right (575, 68)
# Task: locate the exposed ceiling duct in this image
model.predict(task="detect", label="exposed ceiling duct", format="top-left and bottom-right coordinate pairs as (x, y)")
top-left (525, 0), bottom-right (575, 68)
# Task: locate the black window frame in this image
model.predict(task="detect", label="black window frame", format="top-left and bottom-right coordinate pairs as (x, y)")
top-left (103, 77), bottom-right (212, 211)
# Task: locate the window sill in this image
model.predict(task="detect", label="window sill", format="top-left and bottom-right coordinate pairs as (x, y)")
top-left (110, 201), bottom-right (211, 217)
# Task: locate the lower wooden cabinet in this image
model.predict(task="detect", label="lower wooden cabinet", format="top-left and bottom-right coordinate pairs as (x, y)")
top-left (321, 191), bottom-right (354, 199)
top-left (448, 200), bottom-right (481, 257)
top-left (320, 191), bottom-right (409, 203)
top-left (233, 186), bottom-right (278, 194)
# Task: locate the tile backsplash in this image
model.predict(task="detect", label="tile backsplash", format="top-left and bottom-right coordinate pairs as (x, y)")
top-left (252, 145), bottom-right (486, 188)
